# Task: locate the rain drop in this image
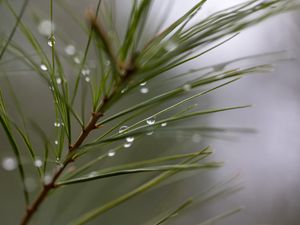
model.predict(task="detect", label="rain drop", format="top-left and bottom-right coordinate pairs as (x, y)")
top-left (161, 122), bottom-right (167, 127)
top-left (165, 40), bottom-right (178, 52)
top-left (56, 78), bottom-right (62, 84)
top-left (120, 69), bottom-right (126, 76)
top-left (55, 158), bottom-right (63, 168)
top-left (108, 150), bottom-right (116, 157)
top-left (54, 122), bottom-right (61, 127)
top-left (213, 63), bottom-right (226, 72)
top-left (85, 77), bottom-right (90, 82)
top-left (43, 174), bottom-right (52, 185)
top-left (54, 140), bottom-right (59, 145)
top-left (146, 116), bottom-right (156, 125)
top-left (192, 134), bottom-right (202, 143)
top-left (126, 137), bottom-right (134, 143)
top-left (1, 157), bottom-right (17, 171)
top-left (88, 171), bottom-right (97, 178)
top-left (38, 20), bottom-right (54, 36)
top-left (123, 142), bottom-right (132, 148)
top-left (81, 68), bottom-right (91, 76)
top-left (176, 130), bottom-right (184, 142)
top-left (146, 131), bottom-right (154, 136)
top-left (183, 83), bottom-right (192, 92)
top-left (74, 56), bottom-right (81, 64)
top-left (25, 177), bottom-right (37, 192)
top-left (47, 35), bottom-right (56, 47)
top-left (64, 44), bottom-right (76, 56)
top-left (216, 74), bottom-right (226, 79)
top-left (34, 159), bottom-right (43, 168)
top-left (119, 126), bottom-right (128, 134)
top-left (40, 64), bottom-right (48, 71)
top-left (140, 82), bottom-right (147, 86)
top-left (140, 87), bottom-right (149, 94)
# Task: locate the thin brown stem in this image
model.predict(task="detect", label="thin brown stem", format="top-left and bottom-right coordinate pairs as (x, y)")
top-left (19, 96), bottom-right (114, 225)
top-left (19, 163), bottom-right (67, 225)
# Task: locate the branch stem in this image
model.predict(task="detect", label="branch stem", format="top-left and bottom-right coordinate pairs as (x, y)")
top-left (19, 97), bottom-right (115, 225)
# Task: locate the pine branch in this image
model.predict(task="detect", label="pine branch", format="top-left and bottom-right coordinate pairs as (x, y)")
top-left (19, 11), bottom-right (137, 225)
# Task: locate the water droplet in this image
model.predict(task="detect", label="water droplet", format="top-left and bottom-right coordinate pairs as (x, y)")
top-left (54, 122), bottom-right (61, 127)
top-left (213, 63), bottom-right (226, 72)
top-left (120, 69), bottom-right (126, 76)
top-left (34, 159), bottom-right (43, 168)
top-left (121, 87), bottom-right (128, 94)
top-left (56, 78), bottom-right (62, 84)
top-left (25, 177), bottom-right (37, 192)
top-left (40, 64), bottom-right (48, 71)
top-left (161, 122), bottom-right (167, 127)
top-left (44, 174), bottom-right (52, 185)
top-left (165, 40), bottom-right (178, 52)
top-left (81, 68), bottom-right (90, 76)
top-left (1, 157), bottom-right (17, 171)
top-left (74, 56), bottom-right (81, 64)
top-left (176, 130), bottom-right (184, 141)
top-left (49, 86), bottom-right (54, 91)
top-left (38, 20), bottom-right (55, 36)
top-left (216, 74), bottom-right (226, 79)
top-left (140, 82), bottom-right (147, 86)
top-left (88, 171), bottom-right (97, 178)
top-left (146, 116), bottom-right (156, 125)
top-left (123, 142), bottom-right (132, 148)
top-left (85, 77), bottom-right (90, 82)
top-left (54, 160), bottom-right (63, 170)
top-left (183, 83), bottom-right (192, 92)
top-left (119, 126), bottom-right (128, 134)
top-left (56, 164), bottom-right (63, 170)
top-left (47, 35), bottom-right (56, 47)
top-left (126, 137), bottom-right (134, 143)
top-left (192, 134), bottom-right (202, 143)
top-left (54, 140), bottom-right (59, 145)
top-left (146, 131), bottom-right (154, 136)
top-left (64, 44), bottom-right (76, 56)
top-left (108, 150), bottom-right (116, 157)
top-left (140, 87), bottom-right (149, 94)
top-left (55, 157), bottom-right (63, 168)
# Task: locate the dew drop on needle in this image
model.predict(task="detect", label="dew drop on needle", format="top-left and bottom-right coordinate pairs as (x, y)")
top-left (123, 143), bottom-right (132, 148)
top-left (119, 126), bottom-right (128, 134)
top-left (146, 116), bottom-right (156, 125)
top-left (1, 157), bottom-right (17, 171)
top-left (108, 150), bottom-right (116, 157)
top-left (126, 137), bottom-right (134, 143)
top-left (34, 159), bottom-right (43, 168)
top-left (47, 35), bottom-right (56, 47)
top-left (40, 64), bottom-right (48, 71)
top-left (65, 44), bottom-right (76, 56)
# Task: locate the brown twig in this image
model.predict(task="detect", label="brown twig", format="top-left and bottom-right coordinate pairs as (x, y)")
top-left (19, 110), bottom-right (102, 225)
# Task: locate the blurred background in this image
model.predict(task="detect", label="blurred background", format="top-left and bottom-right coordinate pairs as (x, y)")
top-left (0, 0), bottom-right (299, 224)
